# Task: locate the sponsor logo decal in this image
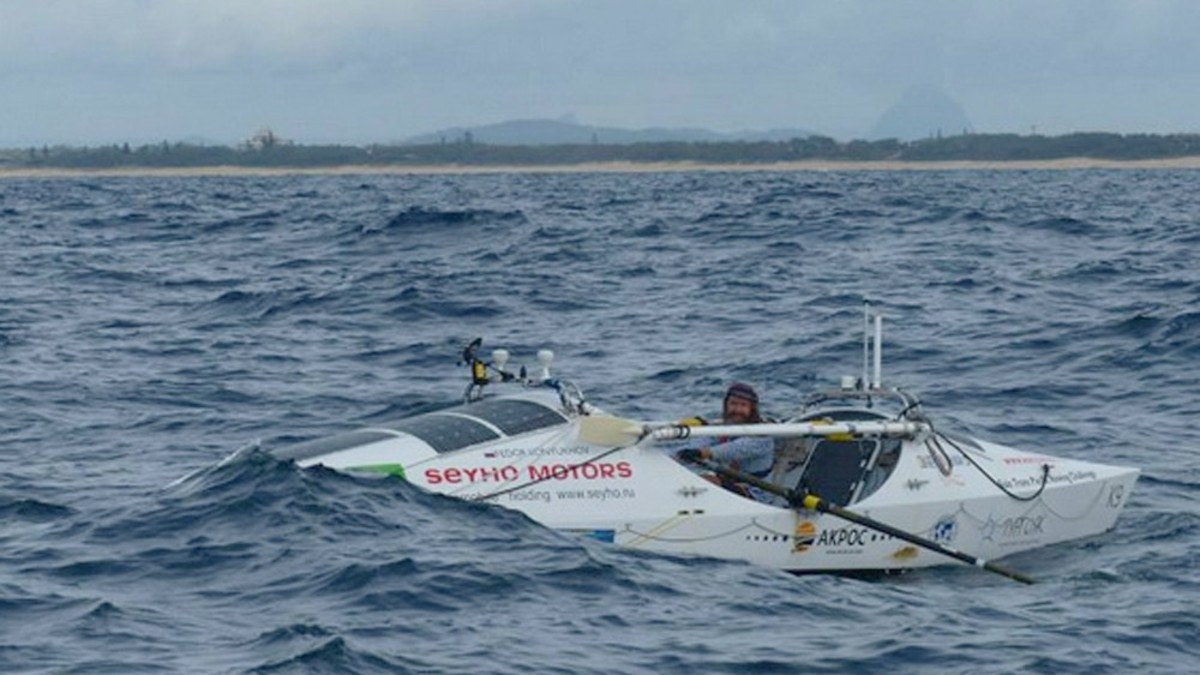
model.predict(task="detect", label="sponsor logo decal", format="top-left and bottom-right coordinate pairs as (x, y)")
top-left (815, 526), bottom-right (892, 555)
top-left (793, 521), bottom-right (817, 553)
top-left (932, 515), bottom-right (958, 544)
top-left (527, 462), bottom-right (634, 482)
top-left (424, 465), bottom-right (521, 485)
top-left (483, 446), bottom-right (596, 459)
top-left (980, 514), bottom-right (1045, 544)
top-left (998, 469), bottom-right (1097, 491)
top-left (793, 521), bottom-right (895, 556)
top-left (1107, 484), bottom-right (1125, 508)
top-left (424, 461), bottom-right (633, 485)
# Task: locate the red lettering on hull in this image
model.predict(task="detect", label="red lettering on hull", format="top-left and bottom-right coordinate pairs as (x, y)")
top-left (528, 461), bottom-right (633, 481)
top-left (423, 461), bottom-right (632, 485)
top-left (424, 465), bottom-right (520, 485)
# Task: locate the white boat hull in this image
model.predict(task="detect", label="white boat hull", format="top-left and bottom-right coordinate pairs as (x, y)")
top-left (275, 389), bottom-right (1138, 574)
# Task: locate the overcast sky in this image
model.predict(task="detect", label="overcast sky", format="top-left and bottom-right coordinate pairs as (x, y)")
top-left (3, 0), bottom-right (1198, 146)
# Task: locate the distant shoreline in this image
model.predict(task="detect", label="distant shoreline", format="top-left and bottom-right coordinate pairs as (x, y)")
top-left (4, 156), bottom-right (1200, 178)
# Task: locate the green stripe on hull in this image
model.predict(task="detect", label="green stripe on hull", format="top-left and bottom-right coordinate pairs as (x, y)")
top-left (349, 463), bottom-right (406, 478)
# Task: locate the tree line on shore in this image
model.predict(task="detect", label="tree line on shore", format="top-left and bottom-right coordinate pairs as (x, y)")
top-left (4, 131), bottom-right (1200, 169)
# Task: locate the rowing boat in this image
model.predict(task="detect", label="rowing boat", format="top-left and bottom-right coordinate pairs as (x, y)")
top-left (272, 315), bottom-right (1138, 582)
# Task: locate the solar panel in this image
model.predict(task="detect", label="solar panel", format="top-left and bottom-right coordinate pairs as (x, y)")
top-left (386, 414), bottom-right (500, 453)
top-left (277, 397), bottom-right (571, 460)
top-left (460, 398), bottom-right (569, 436)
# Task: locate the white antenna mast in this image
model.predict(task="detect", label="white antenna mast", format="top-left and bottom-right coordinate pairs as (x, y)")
top-left (861, 302), bottom-right (884, 390)
top-left (873, 312), bottom-right (883, 390)
top-left (862, 302), bottom-right (871, 391)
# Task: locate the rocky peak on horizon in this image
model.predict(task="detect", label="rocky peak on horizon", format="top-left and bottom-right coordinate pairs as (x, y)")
top-left (866, 85), bottom-right (974, 141)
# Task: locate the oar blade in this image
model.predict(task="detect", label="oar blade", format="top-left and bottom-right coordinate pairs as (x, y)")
top-left (577, 415), bottom-right (644, 446)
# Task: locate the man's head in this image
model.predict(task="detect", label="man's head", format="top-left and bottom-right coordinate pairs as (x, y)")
top-left (723, 382), bottom-right (761, 423)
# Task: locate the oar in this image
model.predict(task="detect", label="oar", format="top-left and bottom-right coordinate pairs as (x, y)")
top-left (577, 415), bottom-right (649, 445)
top-left (577, 415), bottom-right (924, 446)
top-left (691, 458), bottom-right (1036, 585)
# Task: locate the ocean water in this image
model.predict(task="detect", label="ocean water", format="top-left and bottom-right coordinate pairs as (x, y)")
top-left (1, 168), bottom-right (1198, 674)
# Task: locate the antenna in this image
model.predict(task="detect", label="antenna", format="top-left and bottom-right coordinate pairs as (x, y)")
top-left (873, 312), bottom-right (883, 390)
top-left (860, 302), bottom-right (884, 390)
top-left (862, 302), bottom-right (871, 391)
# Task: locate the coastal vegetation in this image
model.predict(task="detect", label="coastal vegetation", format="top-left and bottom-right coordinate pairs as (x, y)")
top-left (3, 131), bottom-right (1200, 169)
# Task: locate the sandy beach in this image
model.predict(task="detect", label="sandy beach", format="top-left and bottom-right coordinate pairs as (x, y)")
top-left (3, 156), bottom-right (1200, 178)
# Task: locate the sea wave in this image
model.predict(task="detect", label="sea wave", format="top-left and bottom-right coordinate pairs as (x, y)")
top-left (2, 169), bottom-right (1199, 673)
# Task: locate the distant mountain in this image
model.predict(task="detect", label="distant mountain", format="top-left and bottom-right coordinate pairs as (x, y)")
top-left (866, 85), bottom-right (973, 141)
top-left (404, 118), bottom-right (820, 146)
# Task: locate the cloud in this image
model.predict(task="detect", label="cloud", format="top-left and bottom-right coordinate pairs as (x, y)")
top-left (0, 0), bottom-right (556, 73)
top-left (2, 0), bottom-right (1199, 144)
